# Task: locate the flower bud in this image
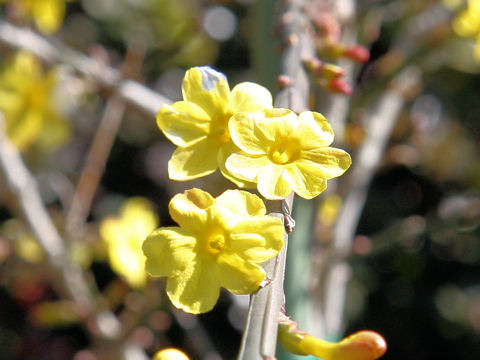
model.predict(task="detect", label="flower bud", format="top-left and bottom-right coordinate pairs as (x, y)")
top-left (330, 331), bottom-right (387, 360)
top-left (303, 58), bottom-right (345, 79)
top-left (277, 74), bottom-right (294, 89)
top-left (327, 78), bottom-right (352, 95)
top-left (303, 57), bottom-right (324, 75)
top-left (343, 45), bottom-right (371, 63)
top-left (153, 348), bottom-right (190, 360)
top-left (321, 63), bottom-right (346, 79)
top-left (278, 314), bottom-right (387, 360)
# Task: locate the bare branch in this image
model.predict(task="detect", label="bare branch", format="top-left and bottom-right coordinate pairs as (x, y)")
top-left (334, 66), bottom-right (422, 258)
top-left (0, 20), bottom-right (171, 116)
top-left (65, 95), bottom-right (126, 237)
top-left (322, 66), bottom-right (422, 338)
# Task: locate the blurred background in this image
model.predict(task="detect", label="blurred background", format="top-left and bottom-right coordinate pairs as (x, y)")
top-left (0, 0), bottom-right (479, 359)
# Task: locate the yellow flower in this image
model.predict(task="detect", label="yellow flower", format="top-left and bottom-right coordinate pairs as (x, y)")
top-left (142, 188), bottom-right (284, 314)
top-left (452, 0), bottom-right (480, 61)
top-left (100, 197), bottom-right (159, 289)
top-left (225, 108), bottom-right (351, 200)
top-left (1, 0), bottom-right (73, 34)
top-left (156, 66), bottom-right (272, 186)
top-left (153, 348), bottom-right (190, 360)
top-left (279, 314), bottom-right (387, 360)
top-left (0, 51), bottom-right (71, 151)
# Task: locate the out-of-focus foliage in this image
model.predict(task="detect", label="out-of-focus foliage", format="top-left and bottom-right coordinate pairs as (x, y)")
top-left (0, 51), bottom-right (71, 152)
top-left (452, 0), bottom-right (480, 61)
top-left (81, 0), bottom-right (218, 68)
top-left (0, 0), bottom-right (73, 33)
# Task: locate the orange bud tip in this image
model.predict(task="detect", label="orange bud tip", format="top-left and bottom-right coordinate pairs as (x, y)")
top-left (327, 78), bottom-right (352, 95)
top-left (344, 45), bottom-right (370, 63)
top-left (277, 75), bottom-right (294, 88)
top-left (341, 330), bottom-right (388, 360)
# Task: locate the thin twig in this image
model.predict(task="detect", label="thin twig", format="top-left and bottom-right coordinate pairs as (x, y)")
top-left (66, 41), bottom-right (148, 238)
top-left (0, 20), bottom-right (171, 116)
top-left (65, 95), bottom-right (126, 237)
top-left (318, 66), bottom-right (421, 340)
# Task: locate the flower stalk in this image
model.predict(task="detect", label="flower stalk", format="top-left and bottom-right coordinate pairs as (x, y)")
top-left (238, 0), bottom-right (313, 357)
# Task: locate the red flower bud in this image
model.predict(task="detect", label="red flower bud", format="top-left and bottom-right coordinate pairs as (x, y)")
top-left (344, 45), bottom-right (370, 63)
top-left (327, 78), bottom-right (352, 95)
top-left (277, 74), bottom-right (294, 88)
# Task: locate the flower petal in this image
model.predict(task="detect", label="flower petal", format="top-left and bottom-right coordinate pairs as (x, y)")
top-left (157, 101), bottom-right (210, 147)
top-left (229, 82), bottom-right (272, 113)
top-left (225, 153), bottom-right (270, 181)
top-left (216, 252), bottom-right (266, 294)
top-left (108, 239), bottom-right (147, 289)
top-left (217, 142), bottom-right (256, 188)
top-left (32, 0), bottom-right (65, 33)
top-left (142, 227), bottom-right (196, 278)
top-left (299, 147), bottom-right (352, 179)
top-left (35, 109), bottom-right (72, 151)
top-left (7, 110), bottom-right (43, 150)
top-left (296, 111), bottom-right (335, 147)
top-left (228, 217), bottom-right (284, 262)
top-left (182, 67), bottom-right (230, 119)
top-left (228, 112), bottom-right (268, 155)
top-left (215, 189), bottom-right (267, 217)
top-left (168, 189), bottom-right (212, 231)
top-left (257, 164), bottom-right (292, 200)
top-left (168, 140), bottom-right (219, 180)
top-left (166, 255), bottom-right (221, 314)
top-left (283, 164), bottom-right (327, 199)
top-left (254, 108), bottom-right (298, 143)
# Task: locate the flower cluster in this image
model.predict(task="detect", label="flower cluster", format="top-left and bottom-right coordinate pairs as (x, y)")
top-left (156, 66), bottom-right (272, 187)
top-left (157, 66), bottom-right (351, 199)
top-left (112, 66), bottom-right (378, 359)
top-left (145, 67), bottom-right (350, 317)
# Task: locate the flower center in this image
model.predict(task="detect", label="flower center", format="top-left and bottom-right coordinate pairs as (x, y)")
top-left (27, 83), bottom-right (48, 109)
top-left (203, 232), bottom-right (226, 256)
top-left (269, 140), bottom-right (300, 164)
top-left (211, 113), bottom-right (232, 144)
